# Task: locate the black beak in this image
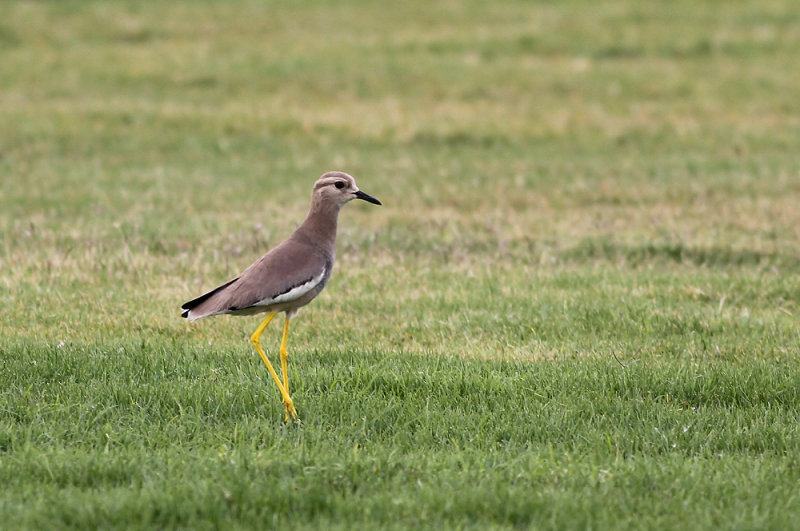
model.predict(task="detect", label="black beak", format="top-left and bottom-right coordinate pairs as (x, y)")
top-left (354, 190), bottom-right (382, 205)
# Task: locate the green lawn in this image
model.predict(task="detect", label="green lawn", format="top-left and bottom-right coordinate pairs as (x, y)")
top-left (2, 0), bottom-right (799, 528)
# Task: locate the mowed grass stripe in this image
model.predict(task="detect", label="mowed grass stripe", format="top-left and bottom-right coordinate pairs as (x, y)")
top-left (4, 341), bottom-right (799, 447)
top-left (2, 343), bottom-right (800, 528)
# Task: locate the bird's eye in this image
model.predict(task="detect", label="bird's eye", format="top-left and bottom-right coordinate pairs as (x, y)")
top-left (334, 181), bottom-right (345, 189)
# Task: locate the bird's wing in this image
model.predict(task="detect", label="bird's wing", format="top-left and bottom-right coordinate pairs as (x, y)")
top-left (236, 238), bottom-right (331, 308)
top-left (182, 237), bottom-right (331, 320)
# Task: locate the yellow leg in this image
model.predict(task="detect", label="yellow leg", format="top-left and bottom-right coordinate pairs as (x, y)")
top-left (280, 316), bottom-right (291, 393)
top-left (250, 311), bottom-right (298, 421)
top-left (280, 315), bottom-right (292, 420)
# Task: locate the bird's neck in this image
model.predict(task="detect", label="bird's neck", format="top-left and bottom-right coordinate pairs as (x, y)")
top-left (298, 198), bottom-right (341, 247)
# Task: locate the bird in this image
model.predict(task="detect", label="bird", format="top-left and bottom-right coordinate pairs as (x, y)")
top-left (181, 171), bottom-right (382, 421)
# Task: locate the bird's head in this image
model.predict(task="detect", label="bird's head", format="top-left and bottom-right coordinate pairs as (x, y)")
top-left (312, 171), bottom-right (382, 209)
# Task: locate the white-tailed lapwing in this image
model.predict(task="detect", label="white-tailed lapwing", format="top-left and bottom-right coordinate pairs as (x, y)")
top-left (181, 171), bottom-right (381, 421)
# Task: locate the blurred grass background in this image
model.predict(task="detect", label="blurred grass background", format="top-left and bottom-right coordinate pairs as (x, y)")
top-left (1, 0), bottom-right (799, 528)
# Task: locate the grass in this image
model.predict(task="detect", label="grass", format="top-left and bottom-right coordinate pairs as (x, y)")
top-left (1, 0), bottom-right (800, 528)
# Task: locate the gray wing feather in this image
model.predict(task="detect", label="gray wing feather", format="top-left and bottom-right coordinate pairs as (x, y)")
top-left (183, 236), bottom-right (331, 320)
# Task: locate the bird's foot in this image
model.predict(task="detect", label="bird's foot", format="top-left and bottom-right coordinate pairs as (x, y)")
top-left (283, 399), bottom-right (298, 422)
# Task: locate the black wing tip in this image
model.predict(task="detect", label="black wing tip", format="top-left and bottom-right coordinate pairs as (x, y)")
top-left (180, 277), bottom-right (239, 315)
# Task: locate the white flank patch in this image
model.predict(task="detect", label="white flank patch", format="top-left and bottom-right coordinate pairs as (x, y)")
top-left (258, 267), bottom-right (326, 307)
